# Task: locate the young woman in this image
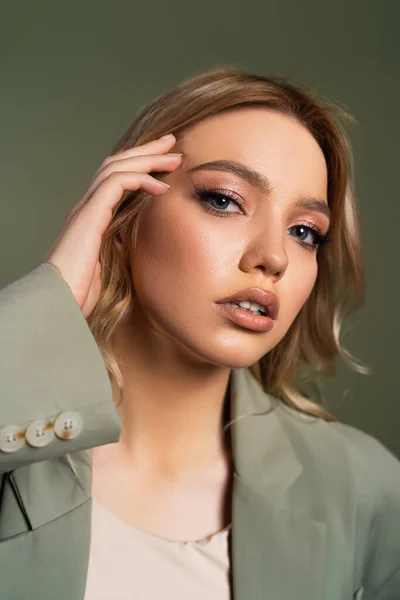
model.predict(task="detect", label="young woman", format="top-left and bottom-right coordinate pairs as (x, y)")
top-left (0, 67), bottom-right (399, 600)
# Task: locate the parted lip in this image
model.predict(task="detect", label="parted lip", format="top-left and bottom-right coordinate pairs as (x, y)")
top-left (217, 288), bottom-right (279, 320)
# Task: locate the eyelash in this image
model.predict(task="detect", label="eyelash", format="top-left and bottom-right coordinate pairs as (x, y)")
top-left (194, 185), bottom-right (331, 253)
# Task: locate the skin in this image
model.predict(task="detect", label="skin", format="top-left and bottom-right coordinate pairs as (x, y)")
top-left (91, 107), bottom-right (329, 542)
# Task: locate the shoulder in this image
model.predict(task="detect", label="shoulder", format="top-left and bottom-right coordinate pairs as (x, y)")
top-left (279, 400), bottom-right (398, 464)
top-left (278, 403), bottom-right (400, 593)
top-left (327, 420), bottom-right (400, 521)
top-left (279, 402), bottom-right (400, 498)
top-left (275, 400), bottom-right (400, 523)
top-left (328, 419), bottom-right (400, 476)
top-left (327, 421), bottom-right (400, 593)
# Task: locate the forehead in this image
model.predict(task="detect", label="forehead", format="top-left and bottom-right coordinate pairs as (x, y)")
top-left (176, 107), bottom-right (328, 198)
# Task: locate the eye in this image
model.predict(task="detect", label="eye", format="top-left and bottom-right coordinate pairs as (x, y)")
top-left (194, 185), bottom-right (244, 217)
top-left (193, 184), bottom-right (331, 252)
top-left (289, 223), bottom-right (330, 252)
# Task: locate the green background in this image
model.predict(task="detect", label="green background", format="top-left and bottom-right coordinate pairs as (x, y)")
top-left (1, 1), bottom-right (399, 456)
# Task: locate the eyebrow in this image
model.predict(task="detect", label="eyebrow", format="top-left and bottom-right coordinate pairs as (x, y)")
top-left (188, 160), bottom-right (331, 220)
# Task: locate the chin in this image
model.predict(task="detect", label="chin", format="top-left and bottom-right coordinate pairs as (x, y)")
top-left (179, 332), bottom-right (276, 371)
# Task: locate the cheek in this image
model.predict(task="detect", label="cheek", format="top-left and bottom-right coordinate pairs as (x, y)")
top-left (280, 254), bottom-right (318, 325)
top-left (127, 198), bottom-right (231, 309)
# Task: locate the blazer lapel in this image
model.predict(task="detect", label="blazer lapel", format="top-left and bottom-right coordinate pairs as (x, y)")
top-left (229, 368), bottom-right (327, 600)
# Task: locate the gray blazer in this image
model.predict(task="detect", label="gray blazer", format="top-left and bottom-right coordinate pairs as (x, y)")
top-left (0, 263), bottom-right (399, 600)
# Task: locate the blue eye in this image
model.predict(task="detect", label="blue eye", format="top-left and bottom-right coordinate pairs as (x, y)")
top-left (289, 224), bottom-right (330, 252)
top-left (290, 224), bottom-right (320, 246)
top-left (195, 186), bottom-right (243, 216)
top-left (194, 185), bottom-right (331, 253)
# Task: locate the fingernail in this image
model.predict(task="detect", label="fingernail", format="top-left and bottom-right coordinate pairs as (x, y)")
top-left (159, 133), bottom-right (175, 140)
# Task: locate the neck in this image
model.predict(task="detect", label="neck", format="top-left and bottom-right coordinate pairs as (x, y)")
top-left (105, 319), bottom-right (233, 476)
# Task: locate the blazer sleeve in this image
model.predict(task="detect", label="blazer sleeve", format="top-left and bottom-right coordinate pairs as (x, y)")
top-left (350, 428), bottom-right (400, 599)
top-left (0, 262), bottom-right (121, 474)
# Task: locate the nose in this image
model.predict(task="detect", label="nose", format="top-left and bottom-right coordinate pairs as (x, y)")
top-left (239, 222), bottom-right (289, 282)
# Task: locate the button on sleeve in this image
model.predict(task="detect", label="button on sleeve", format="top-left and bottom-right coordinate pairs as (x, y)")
top-left (54, 412), bottom-right (83, 440)
top-left (25, 419), bottom-right (55, 448)
top-left (0, 425), bottom-right (26, 453)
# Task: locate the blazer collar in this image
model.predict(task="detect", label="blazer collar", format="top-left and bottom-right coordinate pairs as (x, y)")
top-left (229, 367), bottom-right (327, 599)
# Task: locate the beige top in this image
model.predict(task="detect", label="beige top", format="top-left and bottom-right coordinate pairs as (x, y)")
top-left (84, 498), bottom-right (232, 600)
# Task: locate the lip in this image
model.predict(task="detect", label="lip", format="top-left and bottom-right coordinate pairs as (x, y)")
top-left (216, 303), bottom-right (275, 332)
top-left (216, 287), bottom-right (279, 320)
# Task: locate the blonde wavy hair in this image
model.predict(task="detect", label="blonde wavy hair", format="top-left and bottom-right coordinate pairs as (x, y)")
top-left (87, 66), bottom-right (368, 423)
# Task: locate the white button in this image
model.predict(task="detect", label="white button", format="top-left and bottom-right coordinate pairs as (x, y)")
top-left (25, 419), bottom-right (55, 448)
top-left (0, 425), bottom-right (26, 453)
top-left (54, 412), bottom-right (83, 440)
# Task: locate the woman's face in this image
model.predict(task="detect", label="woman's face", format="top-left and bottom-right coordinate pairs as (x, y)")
top-left (126, 107), bottom-right (329, 368)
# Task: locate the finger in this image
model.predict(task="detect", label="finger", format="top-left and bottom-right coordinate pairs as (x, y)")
top-left (82, 153), bottom-right (181, 208)
top-left (99, 152), bottom-right (182, 180)
top-left (84, 171), bottom-right (171, 224)
top-left (66, 170), bottom-right (170, 226)
top-left (101, 134), bottom-right (178, 170)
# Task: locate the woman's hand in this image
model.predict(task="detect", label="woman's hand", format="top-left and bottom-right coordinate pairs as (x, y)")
top-left (45, 134), bottom-right (182, 318)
